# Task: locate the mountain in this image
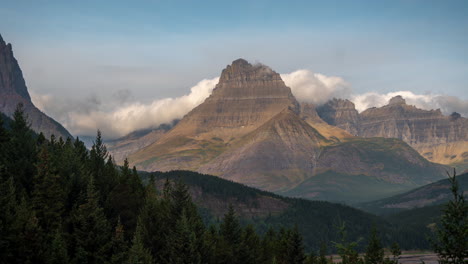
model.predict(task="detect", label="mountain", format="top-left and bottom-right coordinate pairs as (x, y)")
top-left (317, 96), bottom-right (468, 169)
top-left (359, 172), bottom-right (468, 215)
top-left (143, 170), bottom-right (431, 251)
top-left (0, 34), bottom-right (72, 140)
top-left (106, 121), bottom-right (177, 163)
top-left (127, 59), bottom-right (445, 203)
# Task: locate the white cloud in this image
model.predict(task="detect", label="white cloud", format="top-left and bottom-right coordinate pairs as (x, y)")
top-left (31, 77), bottom-right (219, 139)
top-left (31, 68), bottom-right (467, 140)
top-left (352, 91), bottom-right (468, 116)
top-left (281, 70), bottom-right (351, 105)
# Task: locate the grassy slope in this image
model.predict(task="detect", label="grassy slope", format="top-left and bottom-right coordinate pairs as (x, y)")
top-left (359, 173), bottom-right (468, 215)
top-left (283, 138), bottom-right (445, 204)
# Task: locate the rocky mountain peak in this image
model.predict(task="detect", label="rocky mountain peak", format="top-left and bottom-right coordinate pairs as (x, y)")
top-left (388, 95), bottom-right (406, 105)
top-left (219, 58), bottom-right (280, 84)
top-left (316, 98), bottom-right (360, 135)
top-left (0, 34), bottom-right (72, 139)
top-left (0, 34), bottom-right (5, 47)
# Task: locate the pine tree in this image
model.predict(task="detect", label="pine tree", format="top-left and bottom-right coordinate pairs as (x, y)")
top-left (219, 205), bottom-right (242, 263)
top-left (109, 217), bottom-right (128, 264)
top-left (238, 224), bottom-right (261, 264)
top-left (32, 146), bottom-right (65, 235)
top-left (364, 226), bottom-right (384, 264)
top-left (7, 103), bottom-right (37, 195)
top-left (48, 228), bottom-right (69, 264)
top-left (260, 227), bottom-right (277, 264)
top-left (333, 222), bottom-right (360, 264)
top-left (0, 176), bottom-right (17, 262)
top-left (12, 196), bottom-right (44, 263)
top-left (286, 226), bottom-right (306, 264)
top-left (432, 170), bottom-right (468, 264)
top-left (318, 242), bottom-right (328, 264)
top-left (171, 210), bottom-right (201, 264)
top-left (390, 242), bottom-right (401, 264)
top-left (128, 222), bottom-right (153, 264)
top-left (72, 178), bottom-right (111, 264)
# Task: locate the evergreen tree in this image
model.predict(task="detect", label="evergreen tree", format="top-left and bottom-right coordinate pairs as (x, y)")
top-left (48, 228), bottom-right (69, 264)
top-left (432, 170), bottom-right (468, 264)
top-left (7, 103), bottom-right (37, 195)
top-left (109, 217), bottom-right (128, 264)
top-left (32, 146), bottom-right (65, 235)
top-left (286, 226), bottom-right (306, 264)
top-left (238, 224), bottom-right (261, 264)
top-left (128, 222), bottom-right (153, 264)
top-left (219, 205), bottom-right (242, 263)
top-left (171, 210), bottom-right (201, 264)
top-left (12, 196), bottom-right (44, 264)
top-left (0, 176), bottom-right (17, 262)
top-left (364, 226), bottom-right (384, 264)
top-left (72, 178), bottom-right (111, 264)
top-left (333, 222), bottom-right (360, 264)
top-left (318, 242), bottom-right (328, 264)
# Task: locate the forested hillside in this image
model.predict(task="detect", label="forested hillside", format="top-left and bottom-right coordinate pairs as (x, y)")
top-left (0, 105), bottom-right (439, 263)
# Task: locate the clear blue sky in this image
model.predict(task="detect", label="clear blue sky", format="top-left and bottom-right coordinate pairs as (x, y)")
top-left (1, 0), bottom-right (467, 102)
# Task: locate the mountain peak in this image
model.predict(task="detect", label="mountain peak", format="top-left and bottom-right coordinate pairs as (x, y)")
top-left (388, 95), bottom-right (406, 105)
top-left (219, 58), bottom-right (278, 83)
top-left (0, 34), bottom-right (5, 46)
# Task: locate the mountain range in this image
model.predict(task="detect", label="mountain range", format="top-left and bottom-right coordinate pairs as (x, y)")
top-left (317, 96), bottom-right (468, 169)
top-left (2, 34), bottom-right (466, 204)
top-left (121, 59), bottom-right (448, 203)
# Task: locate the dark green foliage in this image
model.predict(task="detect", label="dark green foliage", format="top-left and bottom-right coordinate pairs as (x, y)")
top-left (7, 103), bottom-right (37, 195)
top-left (128, 222), bottom-right (153, 264)
top-left (364, 227), bottom-right (384, 264)
top-left (389, 242), bottom-right (401, 264)
top-left (71, 178), bottom-right (111, 264)
top-left (333, 222), bottom-right (361, 264)
top-left (0, 120), bottom-right (433, 264)
top-left (432, 170), bottom-right (468, 264)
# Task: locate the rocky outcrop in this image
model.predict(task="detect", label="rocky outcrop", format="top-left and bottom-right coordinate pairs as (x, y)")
top-left (0, 34), bottom-right (72, 139)
top-left (317, 96), bottom-right (468, 166)
top-left (358, 96), bottom-right (468, 165)
top-left (316, 98), bottom-right (360, 135)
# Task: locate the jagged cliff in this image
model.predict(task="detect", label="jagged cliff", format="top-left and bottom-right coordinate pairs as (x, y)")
top-left (317, 96), bottom-right (468, 166)
top-left (0, 34), bottom-right (72, 139)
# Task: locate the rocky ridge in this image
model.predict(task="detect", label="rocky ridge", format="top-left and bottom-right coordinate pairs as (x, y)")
top-left (0, 34), bottom-right (72, 140)
top-left (317, 96), bottom-right (468, 166)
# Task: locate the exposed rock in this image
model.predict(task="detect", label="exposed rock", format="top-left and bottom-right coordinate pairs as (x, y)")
top-left (316, 98), bottom-right (360, 135)
top-left (0, 34), bottom-right (72, 139)
top-left (317, 95), bottom-right (468, 166)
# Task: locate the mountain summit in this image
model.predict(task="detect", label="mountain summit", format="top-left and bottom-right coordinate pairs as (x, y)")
top-left (0, 34), bottom-right (72, 139)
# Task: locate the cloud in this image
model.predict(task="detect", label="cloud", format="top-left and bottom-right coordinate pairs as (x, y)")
top-left (31, 68), bottom-right (467, 140)
top-left (351, 91), bottom-right (468, 116)
top-left (281, 70), bottom-right (351, 105)
top-left (31, 77), bottom-right (219, 139)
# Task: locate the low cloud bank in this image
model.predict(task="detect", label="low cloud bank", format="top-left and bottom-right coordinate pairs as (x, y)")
top-left (32, 69), bottom-right (467, 139)
top-left (31, 77), bottom-right (219, 139)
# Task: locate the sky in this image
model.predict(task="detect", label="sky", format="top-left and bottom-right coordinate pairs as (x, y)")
top-left (1, 0), bottom-right (468, 138)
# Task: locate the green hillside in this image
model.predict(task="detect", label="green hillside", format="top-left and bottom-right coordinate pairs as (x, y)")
top-left (141, 170), bottom-right (432, 251)
top-left (359, 173), bottom-right (468, 215)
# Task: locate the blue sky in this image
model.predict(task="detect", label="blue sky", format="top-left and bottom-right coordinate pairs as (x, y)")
top-left (1, 0), bottom-right (468, 137)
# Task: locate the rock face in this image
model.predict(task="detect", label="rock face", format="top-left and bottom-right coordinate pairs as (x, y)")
top-left (128, 59), bottom-right (445, 202)
top-left (0, 34), bottom-right (72, 139)
top-left (169, 59), bottom-right (300, 139)
top-left (317, 96), bottom-right (468, 166)
top-left (316, 98), bottom-right (360, 135)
